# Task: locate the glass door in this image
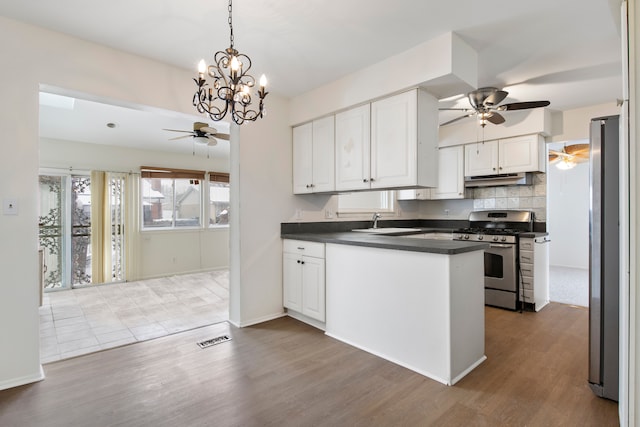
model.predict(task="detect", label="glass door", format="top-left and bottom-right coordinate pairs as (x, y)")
top-left (38, 172), bottom-right (126, 290)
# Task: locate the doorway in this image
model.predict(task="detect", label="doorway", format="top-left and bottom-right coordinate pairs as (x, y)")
top-left (546, 141), bottom-right (590, 306)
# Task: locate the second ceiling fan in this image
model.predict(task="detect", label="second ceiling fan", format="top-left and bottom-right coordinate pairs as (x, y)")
top-left (440, 87), bottom-right (550, 127)
top-left (163, 122), bottom-right (230, 146)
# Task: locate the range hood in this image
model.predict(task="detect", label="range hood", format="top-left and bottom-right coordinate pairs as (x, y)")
top-left (464, 172), bottom-right (532, 188)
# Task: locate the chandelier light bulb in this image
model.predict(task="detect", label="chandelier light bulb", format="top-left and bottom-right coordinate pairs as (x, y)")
top-left (259, 74), bottom-right (267, 88)
top-left (198, 59), bottom-right (207, 75)
top-left (230, 56), bottom-right (240, 71)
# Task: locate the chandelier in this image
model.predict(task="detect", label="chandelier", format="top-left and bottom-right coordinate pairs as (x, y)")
top-left (193, 0), bottom-right (268, 125)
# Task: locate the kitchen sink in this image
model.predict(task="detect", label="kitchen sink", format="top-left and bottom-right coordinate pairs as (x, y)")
top-left (351, 227), bottom-right (422, 234)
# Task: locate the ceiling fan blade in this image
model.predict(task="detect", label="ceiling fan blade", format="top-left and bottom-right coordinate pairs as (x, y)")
top-left (486, 113), bottom-right (505, 125)
top-left (564, 143), bottom-right (589, 155)
top-left (213, 133), bottom-right (230, 141)
top-left (440, 113), bottom-right (474, 126)
top-left (548, 153), bottom-right (560, 164)
top-left (163, 128), bottom-right (193, 133)
top-left (199, 126), bottom-right (217, 134)
top-left (168, 135), bottom-right (193, 141)
top-left (483, 90), bottom-right (508, 107)
top-left (207, 138), bottom-right (218, 146)
top-left (496, 101), bottom-right (550, 111)
top-left (438, 108), bottom-right (473, 111)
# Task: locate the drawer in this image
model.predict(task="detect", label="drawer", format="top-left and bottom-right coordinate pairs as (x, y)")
top-left (520, 250), bottom-right (534, 264)
top-left (520, 263), bottom-right (533, 277)
top-left (283, 239), bottom-right (325, 258)
top-left (521, 277), bottom-right (533, 290)
top-left (520, 240), bottom-right (534, 251)
top-left (519, 289), bottom-right (533, 301)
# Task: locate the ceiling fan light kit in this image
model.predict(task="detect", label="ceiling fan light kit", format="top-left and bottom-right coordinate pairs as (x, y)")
top-left (548, 143), bottom-right (589, 170)
top-left (440, 87), bottom-right (550, 128)
top-left (192, 0), bottom-right (268, 125)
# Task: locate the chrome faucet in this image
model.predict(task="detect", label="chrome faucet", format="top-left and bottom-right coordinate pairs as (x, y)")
top-left (372, 212), bottom-right (382, 229)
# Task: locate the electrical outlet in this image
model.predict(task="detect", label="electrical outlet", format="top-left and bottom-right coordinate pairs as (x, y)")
top-left (444, 209), bottom-right (450, 217)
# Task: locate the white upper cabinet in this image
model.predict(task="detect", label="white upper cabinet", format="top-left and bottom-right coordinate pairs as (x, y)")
top-left (498, 134), bottom-right (545, 174)
top-left (431, 145), bottom-right (465, 199)
top-left (396, 145), bottom-right (465, 200)
top-left (336, 89), bottom-right (438, 192)
top-left (464, 134), bottom-right (545, 177)
top-left (292, 116), bottom-right (335, 194)
top-left (335, 104), bottom-right (371, 191)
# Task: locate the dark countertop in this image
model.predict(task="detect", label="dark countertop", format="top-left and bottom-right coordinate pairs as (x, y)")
top-left (281, 231), bottom-right (489, 255)
top-left (519, 232), bottom-right (550, 238)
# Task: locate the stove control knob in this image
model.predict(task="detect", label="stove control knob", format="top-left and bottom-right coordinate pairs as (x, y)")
top-left (478, 235), bottom-right (483, 240)
top-left (464, 235), bottom-right (469, 240)
top-left (501, 236), bottom-right (507, 242)
top-left (492, 236), bottom-right (499, 242)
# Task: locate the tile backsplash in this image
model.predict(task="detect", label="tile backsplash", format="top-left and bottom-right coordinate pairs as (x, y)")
top-left (472, 173), bottom-right (547, 221)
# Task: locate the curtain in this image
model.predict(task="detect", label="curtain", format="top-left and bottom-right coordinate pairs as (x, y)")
top-left (90, 170), bottom-right (110, 283)
top-left (124, 173), bottom-right (140, 282)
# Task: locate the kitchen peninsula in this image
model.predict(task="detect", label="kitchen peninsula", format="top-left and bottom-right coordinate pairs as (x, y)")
top-left (281, 228), bottom-right (489, 385)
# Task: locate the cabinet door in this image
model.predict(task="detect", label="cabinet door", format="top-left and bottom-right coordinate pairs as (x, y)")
top-left (431, 146), bottom-right (465, 200)
top-left (499, 134), bottom-right (544, 173)
top-left (335, 104), bottom-right (371, 191)
top-left (301, 256), bottom-right (325, 322)
top-left (465, 140), bottom-right (499, 176)
top-left (292, 123), bottom-right (313, 194)
top-left (311, 116), bottom-right (335, 193)
top-left (370, 90), bottom-right (417, 188)
top-left (283, 252), bottom-right (303, 312)
top-left (396, 189), bottom-right (431, 200)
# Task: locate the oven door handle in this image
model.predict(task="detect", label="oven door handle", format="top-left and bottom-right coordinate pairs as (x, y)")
top-left (489, 244), bottom-right (513, 249)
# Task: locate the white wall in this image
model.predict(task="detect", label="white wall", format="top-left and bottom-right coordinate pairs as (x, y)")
top-left (547, 160), bottom-right (590, 269)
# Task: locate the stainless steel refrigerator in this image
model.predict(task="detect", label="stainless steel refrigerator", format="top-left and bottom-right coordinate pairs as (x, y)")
top-left (588, 114), bottom-right (619, 401)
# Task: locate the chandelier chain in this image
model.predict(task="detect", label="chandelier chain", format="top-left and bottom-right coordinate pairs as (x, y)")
top-left (228, 0), bottom-right (234, 49)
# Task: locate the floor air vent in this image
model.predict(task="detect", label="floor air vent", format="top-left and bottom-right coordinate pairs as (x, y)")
top-left (197, 335), bottom-right (232, 349)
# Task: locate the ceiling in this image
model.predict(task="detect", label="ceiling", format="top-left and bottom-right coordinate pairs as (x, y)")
top-left (0, 0), bottom-right (624, 157)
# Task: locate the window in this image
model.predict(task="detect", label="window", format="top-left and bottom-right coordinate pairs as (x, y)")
top-left (209, 173), bottom-right (230, 226)
top-left (141, 167), bottom-right (205, 229)
top-left (337, 190), bottom-right (395, 214)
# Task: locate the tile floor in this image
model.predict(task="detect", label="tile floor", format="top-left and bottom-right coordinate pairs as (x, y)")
top-left (39, 270), bottom-right (229, 363)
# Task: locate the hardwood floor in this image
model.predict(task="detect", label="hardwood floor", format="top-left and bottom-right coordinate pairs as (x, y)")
top-left (0, 303), bottom-right (618, 426)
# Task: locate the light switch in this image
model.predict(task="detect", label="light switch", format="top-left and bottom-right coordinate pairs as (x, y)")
top-left (3, 198), bottom-right (18, 215)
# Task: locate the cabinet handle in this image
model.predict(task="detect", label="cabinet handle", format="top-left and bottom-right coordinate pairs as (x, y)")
top-left (297, 247), bottom-right (305, 250)
top-left (310, 184), bottom-right (315, 188)
top-left (370, 178), bottom-right (375, 182)
top-left (499, 167), bottom-right (503, 170)
top-left (363, 178), bottom-right (369, 183)
top-left (301, 261), bottom-right (305, 265)
top-left (306, 184), bottom-right (310, 188)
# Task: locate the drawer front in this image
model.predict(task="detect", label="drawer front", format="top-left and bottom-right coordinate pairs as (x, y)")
top-left (520, 250), bottom-right (534, 264)
top-left (520, 239), bottom-right (534, 251)
top-left (520, 263), bottom-right (533, 278)
top-left (283, 239), bottom-right (325, 258)
top-left (519, 289), bottom-right (534, 303)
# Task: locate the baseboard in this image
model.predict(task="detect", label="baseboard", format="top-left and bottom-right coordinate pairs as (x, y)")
top-left (0, 365), bottom-right (45, 391)
top-left (229, 311), bottom-right (286, 328)
top-left (138, 267), bottom-right (229, 281)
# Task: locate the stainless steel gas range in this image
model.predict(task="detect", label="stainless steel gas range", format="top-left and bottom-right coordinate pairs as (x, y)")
top-left (453, 210), bottom-right (535, 311)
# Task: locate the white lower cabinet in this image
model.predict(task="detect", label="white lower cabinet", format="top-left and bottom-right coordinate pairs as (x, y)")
top-left (283, 240), bottom-right (325, 322)
top-left (519, 236), bottom-right (550, 311)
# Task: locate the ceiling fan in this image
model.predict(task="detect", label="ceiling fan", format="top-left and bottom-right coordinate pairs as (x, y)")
top-left (548, 144), bottom-right (589, 169)
top-left (440, 87), bottom-right (550, 127)
top-left (163, 122), bottom-right (230, 146)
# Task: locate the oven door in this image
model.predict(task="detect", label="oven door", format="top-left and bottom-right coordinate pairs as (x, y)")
top-left (484, 243), bottom-right (517, 292)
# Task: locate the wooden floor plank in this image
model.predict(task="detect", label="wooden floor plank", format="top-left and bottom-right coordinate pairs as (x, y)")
top-left (0, 303), bottom-right (618, 426)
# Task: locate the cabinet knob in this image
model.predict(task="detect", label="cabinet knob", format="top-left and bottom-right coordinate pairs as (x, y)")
top-left (492, 167), bottom-right (496, 171)
top-left (301, 261), bottom-right (305, 265)
top-left (363, 178), bottom-right (369, 183)
top-left (306, 184), bottom-right (310, 188)
top-left (370, 178), bottom-right (375, 182)
top-left (297, 260), bottom-right (301, 264)
top-left (499, 167), bottom-right (503, 170)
